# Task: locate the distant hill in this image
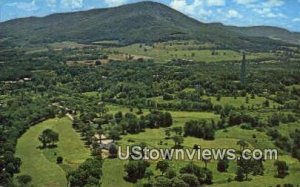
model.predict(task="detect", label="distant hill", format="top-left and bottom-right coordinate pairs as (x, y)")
top-left (228, 25), bottom-right (300, 46)
top-left (0, 1), bottom-right (298, 50)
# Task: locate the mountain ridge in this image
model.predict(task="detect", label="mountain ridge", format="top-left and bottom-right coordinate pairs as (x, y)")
top-left (0, 1), bottom-right (299, 49)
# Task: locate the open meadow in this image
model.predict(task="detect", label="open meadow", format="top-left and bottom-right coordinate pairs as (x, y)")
top-left (15, 118), bottom-right (90, 186)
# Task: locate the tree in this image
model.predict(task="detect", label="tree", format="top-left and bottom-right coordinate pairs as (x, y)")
top-left (180, 174), bottom-right (200, 187)
top-left (203, 158), bottom-right (210, 170)
top-left (156, 160), bottom-right (170, 175)
top-left (153, 176), bottom-right (172, 187)
top-left (120, 120), bottom-right (128, 135)
top-left (109, 129), bottom-right (120, 140)
top-left (172, 126), bottom-right (183, 135)
top-left (268, 113), bottom-right (280, 126)
top-left (108, 143), bottom-right (118, 158)
top-left (216, 94), bottom-right (221, 101)
top-left (114, 111), bottom-right (123, 124)
top-left (172, 135), bottom-right (184, 148)
top-left (237, 140), bottom-right (248, 151)
top-left (292, 129), bottom-right (300, 161)
top-left (237, 158), bottom-right (252, 181)
top-left (170, 177), bottom-right (189, 187)
top-left (263, 99), bottom-right (270, 108)
top-left (124, 160), bottom-right (149, 182)
top-left (180, 162), bottom-right (201, 179)
top-left (204, 169), bottom-right (213, 184)
top-left (144, 168), bottom-right (154, 181)
top-left (38, 129), bottom-right (59, 148)
top-left (95, 60), bottom-right (101, 66)
top-left (252, 159), bottom-right (264, 176)
top-left (0, 171), bottom-right (13, 186)
top-left (56, 156), bottom-right (63, 164)
top-left (16, 175), bottom-right (32, 186)
top-left (165, 128), bottom-right (171, 139)
top-left (67, 158), bottom-right (102, 187)
top-left (164, 112), bottom-right (173, 127)
top-left (235, 166), bottom-right (245, 181)
top-left (184, 120), bottom-right (215, 140)
top-left (274, 160), bottom-right (289, 178)
top-left (217, 159), bottom-right (229, 172)
top-left (245, 96), bottom-right (249, 104)
top-left (165, 168), bottom-right (177, 179)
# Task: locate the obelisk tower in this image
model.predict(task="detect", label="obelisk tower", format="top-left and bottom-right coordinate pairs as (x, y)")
top-left (240, 52), bottom-right (246, 85)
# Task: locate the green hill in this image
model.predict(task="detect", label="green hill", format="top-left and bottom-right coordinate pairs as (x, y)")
top-left (0, 1), bottom-right (297, 50)
top-left (228, 25), bottom-right (300, 46)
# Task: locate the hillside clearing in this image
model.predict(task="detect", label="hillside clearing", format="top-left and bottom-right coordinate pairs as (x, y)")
top-left (15, 118), bottom-right (90, 187)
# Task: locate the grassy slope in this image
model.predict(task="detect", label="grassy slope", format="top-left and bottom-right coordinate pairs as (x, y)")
top-left (111, 43), bottom-right (274, 63)
top-left (15, 118), bottom-right (90, 187)
top-left (105, 126), bottom-right (300, 187)
top-left (203, 95), bottom-right (280, 108)
top-left (103, 107), bottom-right (223, 187)
top-left (102, 105), bottom-right (300, 187)
top-left (102, 159), bottom-right (133, 187)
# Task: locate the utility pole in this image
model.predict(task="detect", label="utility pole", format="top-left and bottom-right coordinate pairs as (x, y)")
top-left (240, 52), bottom-right (246, 85)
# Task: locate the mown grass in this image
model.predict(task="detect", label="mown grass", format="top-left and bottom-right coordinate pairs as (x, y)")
top-left (102, 105), bottom-right (300, 187)
top-left (15, 118), bottom-right (90, 187)
top-left (111, 42), bottom-right (274, 63)
top-left (203, 95), bottom-right (280, 109)
top-left (102, 159), bottom-right (133, 187)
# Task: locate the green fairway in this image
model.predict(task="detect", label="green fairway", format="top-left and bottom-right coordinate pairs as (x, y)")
top-left (102, 159), bottom-right (133, 187)
top-left (15, 118), bottom-right (90, 187)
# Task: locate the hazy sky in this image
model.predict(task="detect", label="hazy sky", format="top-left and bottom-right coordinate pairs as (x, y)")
top-left (1, 0), bottom-right (300, 32)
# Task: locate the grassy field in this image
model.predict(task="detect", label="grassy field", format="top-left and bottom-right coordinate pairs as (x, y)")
top-left (15, 104), bottom-right (298, 186)
top-left (15, 118), bottom-right (90, 187)
top-left (104, 126), bottom-right (300, 187)
top-left (102, 159), bottom-right (134, 187)
top-left (101, 105), bottom-right (300, 187)
top-left (110, 42), bottom-right (274, 63)
top-left (203, 95), bottom-right (280, 109)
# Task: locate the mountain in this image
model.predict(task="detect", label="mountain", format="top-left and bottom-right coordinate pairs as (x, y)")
top-left (228, 25), bottom-right (300, 46)
top-left (0, 1), bottom-right (297, 50)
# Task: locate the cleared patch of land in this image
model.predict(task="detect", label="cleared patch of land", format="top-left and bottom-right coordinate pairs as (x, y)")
top-left (102, 159), bottom-right (134, 187)
top-left (15, 118), bottom-right (90, 187)
top-left (110, 42), bottom-right (275, 63)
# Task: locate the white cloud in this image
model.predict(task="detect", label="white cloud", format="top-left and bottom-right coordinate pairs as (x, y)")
top-left (6, 0), bottom-right (38, 11)
top-left (233, 0), bottom-right (286, 19)
top-left (262, 0), bottom-right (284, 8)
top-left (216, 8), bottom-right (222, 13)
top-left (206, 0), bottom-right (226, 7)
top-left (292, 18), bottom-right (300, 22)
top-left (170, 0), bottom-right (213, 19)
top-left (233, 0), bottom-right (257, 5)
top-left (104, 0), bottom-right (128, 7)
top-left (253, 7), bottom-right (286, 18)
top-left (235, 0), bottom-right (284, 7)
top-left (47, 0), bottom-right (56, 7)
top-left (61, 0), bottom-right (83, 9)
top-left (170, 0), bottom-right (203, 15)
top-left (227, 9), bottom-right (243, 18)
